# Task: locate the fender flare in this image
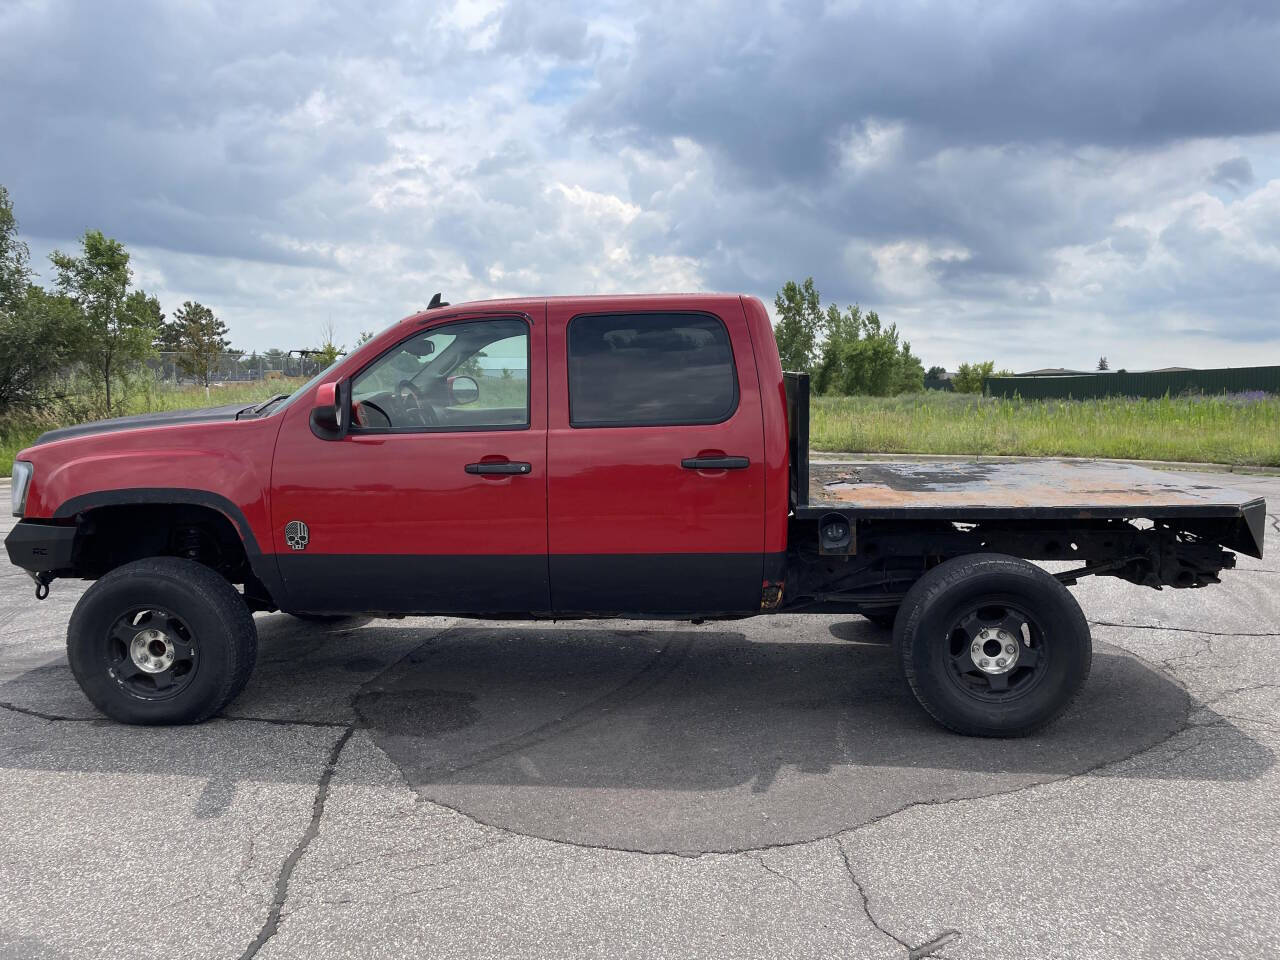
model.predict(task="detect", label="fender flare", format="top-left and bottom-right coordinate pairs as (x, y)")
top-left (53, 487), bottom-right (283, 601)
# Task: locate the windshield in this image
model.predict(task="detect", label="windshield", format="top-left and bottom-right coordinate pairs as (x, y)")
top-left (271, 354), bottom-right (348, 413)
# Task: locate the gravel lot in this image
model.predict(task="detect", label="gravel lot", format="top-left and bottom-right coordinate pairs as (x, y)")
top-left (0, 470), bottom-right (1276, 960)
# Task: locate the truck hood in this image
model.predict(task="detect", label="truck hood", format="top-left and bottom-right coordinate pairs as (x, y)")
top-left (33, 402), bottom-right (251, 446)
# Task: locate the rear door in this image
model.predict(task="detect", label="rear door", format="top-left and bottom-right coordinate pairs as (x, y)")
top-left (546, 298), bottom-right (766, 615)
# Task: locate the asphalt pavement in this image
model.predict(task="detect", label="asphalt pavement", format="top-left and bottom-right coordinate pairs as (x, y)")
top-left (0, 470), bottom-right (1276, 960)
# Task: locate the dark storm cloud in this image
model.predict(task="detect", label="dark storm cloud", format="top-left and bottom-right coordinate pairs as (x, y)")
top-left (0, 0), bottom-right (450, 260)
top-left (567, 0), bottom-right (1280, 341)
top-left (577, 0), bottom-right (1280, 182)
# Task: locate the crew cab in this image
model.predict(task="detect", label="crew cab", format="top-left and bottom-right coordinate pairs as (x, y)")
top-left (5, 294), bottom-right (1267, 735)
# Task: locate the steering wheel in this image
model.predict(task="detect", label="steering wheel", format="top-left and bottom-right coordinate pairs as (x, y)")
top-left (395, 379), bottom-right (439, 426)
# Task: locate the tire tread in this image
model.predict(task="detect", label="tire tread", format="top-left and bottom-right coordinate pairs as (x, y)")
top-left (67, 557), bottom-right (257, 724)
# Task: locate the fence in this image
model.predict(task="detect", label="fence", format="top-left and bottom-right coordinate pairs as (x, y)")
top-left (146, 352), bottom-right (332, 384)
top-left (985, 365), bottom-right (1280, 400)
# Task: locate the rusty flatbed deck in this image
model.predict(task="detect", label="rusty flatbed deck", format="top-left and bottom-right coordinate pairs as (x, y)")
top-left (804, 459), bottom-right (1266, 525)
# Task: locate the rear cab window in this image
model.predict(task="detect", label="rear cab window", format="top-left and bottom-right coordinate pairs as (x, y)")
top-left (567, 312), bottom-right (739, 427)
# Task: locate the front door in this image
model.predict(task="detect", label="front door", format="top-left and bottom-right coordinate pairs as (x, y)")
top-left (546, 298), bottom-right (766, 615)
top-left (269, 308), bottom-right (549, 615)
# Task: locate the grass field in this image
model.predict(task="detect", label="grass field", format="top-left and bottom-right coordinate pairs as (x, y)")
top-left (811, 391), bottom-right (1280, 466)
top-left (4, 384), bottom-right (1279, 477)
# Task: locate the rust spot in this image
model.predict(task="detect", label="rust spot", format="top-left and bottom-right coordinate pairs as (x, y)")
top-left (760, 581), bottom-right (784, 610)
top-left (809, 460), bottom-right (1232, 511)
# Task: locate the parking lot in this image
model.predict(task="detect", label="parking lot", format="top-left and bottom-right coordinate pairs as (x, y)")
top-left (0, 468), bottom-right (1276, 960)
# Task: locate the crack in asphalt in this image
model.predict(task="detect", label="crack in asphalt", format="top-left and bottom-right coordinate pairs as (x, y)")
top-left (231, 624), bottom-right (457, 958)
top-left (217, 714), bottom-right (350, 729)
top-left (238, 725), bottom-right (354, 960)
top-left (745, 851), bottom-right (806, 892)
top-left (1091, 620), bottom-right (1280, 637)
top-left (0, 700), bottom-right (95, 722)
top-left (836, 837), bottom-right (913, 954)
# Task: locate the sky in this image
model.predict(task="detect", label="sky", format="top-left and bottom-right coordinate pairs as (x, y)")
top-left (2, 0), bottom-right (1279, 371)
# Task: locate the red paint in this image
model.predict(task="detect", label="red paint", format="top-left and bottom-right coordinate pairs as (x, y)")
top-left (14, 293), bottom-right (795, 606)
top-left (546, 295), bottom-right (766, 556)
top-left (740, 294), bottom-right (791, 556)
top-left (269, 303), bottom-right (549, 558)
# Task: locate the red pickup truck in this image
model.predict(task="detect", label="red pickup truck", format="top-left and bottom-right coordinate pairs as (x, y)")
top-left (5, 294), bottom-right (1266, 736)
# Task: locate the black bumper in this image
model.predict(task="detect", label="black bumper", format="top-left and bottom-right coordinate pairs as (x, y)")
top-left (5, 521), bottom-right (76, 574)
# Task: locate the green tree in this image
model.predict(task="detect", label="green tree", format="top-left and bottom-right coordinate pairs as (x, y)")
top-left (812, 304), bottom-right (925, 397)
top-left (0, 185), bottom-right (30, 313)
top-left (926, 365), bottom-right (947, 380)
top-left (773, 277), bottom-right (825, 371)
top-left (0, 285), bottom-right (82, 412)
top-left (154, 314), bottom-right (182, 352)
top-left (0, 187), bottom-right (83, 412)
top-left (170, 300), bottom-right (230, 386)
top-left (1096, 356), bottom-right (1109, 371)
top-left (953, 360), bottom-right (996, 394)
top-left (50, 231), bottom-right (161, 414)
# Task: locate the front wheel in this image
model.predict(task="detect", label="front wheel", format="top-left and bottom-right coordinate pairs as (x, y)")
top-left (67, 557), bottom-right (258, 725)
top-left (894, 554), bottom-right (1091, 737)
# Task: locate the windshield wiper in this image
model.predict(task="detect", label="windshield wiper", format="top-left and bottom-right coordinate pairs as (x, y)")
top-left (240, 394), bottom-right (289, 418)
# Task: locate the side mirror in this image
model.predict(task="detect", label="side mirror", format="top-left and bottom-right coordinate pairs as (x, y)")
top-left (310, 379), bottom-right (352, 439)
top-left (448, 375), bottom-right (479, 405)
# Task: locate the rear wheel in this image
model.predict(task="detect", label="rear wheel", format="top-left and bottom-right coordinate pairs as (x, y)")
top-left (67, 557), bottom-right (257, 725)
top-left (894, 554), bottom-right (1091, 737)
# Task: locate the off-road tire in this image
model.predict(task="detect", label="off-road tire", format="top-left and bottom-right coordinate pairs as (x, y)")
top-left (894, 553), bottom-right (1091, 737)
top-left (67, 557), bottom-right (257, 725)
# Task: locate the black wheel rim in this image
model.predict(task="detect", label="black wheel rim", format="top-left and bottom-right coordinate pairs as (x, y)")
top-left (942, 598), bottom-right (1047, 703)
top-left (104, 608), bottom-right (199, 701)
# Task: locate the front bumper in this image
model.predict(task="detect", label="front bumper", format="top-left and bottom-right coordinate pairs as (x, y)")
top-left (5, 521), bottom-right (76, 574)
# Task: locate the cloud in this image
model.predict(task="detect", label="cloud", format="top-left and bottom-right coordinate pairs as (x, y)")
top-left (1209, 156), bottom-right (1255, 190)
top-left (1, 0), bottom-right (1278, 371)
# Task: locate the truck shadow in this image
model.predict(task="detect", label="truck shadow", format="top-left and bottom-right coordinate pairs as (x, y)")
top-left (0, 615), bottom-right (1272, 853)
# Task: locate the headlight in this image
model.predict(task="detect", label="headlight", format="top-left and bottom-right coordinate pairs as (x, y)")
top-left (11, 461), bottom-right (32, 517)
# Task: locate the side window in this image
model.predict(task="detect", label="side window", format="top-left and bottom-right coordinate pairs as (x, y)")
top-left (351, 318), bottom-right (529, 431)
top-left (568, 312), bottom-right (738, 427)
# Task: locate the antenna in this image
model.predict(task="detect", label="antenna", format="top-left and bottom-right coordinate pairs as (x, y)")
top-left (427, 292), bottom-right (449, 309)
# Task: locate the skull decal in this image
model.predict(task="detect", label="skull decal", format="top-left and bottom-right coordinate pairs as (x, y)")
top-left (285, 520), bottom-right (310, 551)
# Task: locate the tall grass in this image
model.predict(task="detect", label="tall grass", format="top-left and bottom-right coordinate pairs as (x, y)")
top-left (1, 379), bottom-right (300, 475)
top-left (810, 391), bottom-right (1280, 466)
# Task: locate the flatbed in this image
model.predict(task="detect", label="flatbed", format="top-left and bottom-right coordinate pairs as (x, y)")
top-left (784, 374), bottom-right (1265, 562)
top-left (805, 460), bottom-right (1265, 544)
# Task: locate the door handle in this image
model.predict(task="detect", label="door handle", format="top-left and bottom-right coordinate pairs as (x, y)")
top-left (465, 461), bottom-right (532, 475)
top-left (681, 456), bottom-right (750, 470)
